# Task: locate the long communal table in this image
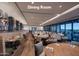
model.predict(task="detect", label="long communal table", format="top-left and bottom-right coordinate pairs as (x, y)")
top-left (12, 32), bottom-right (35, 56)
top-left (44, 43), bottom-right (79, 56)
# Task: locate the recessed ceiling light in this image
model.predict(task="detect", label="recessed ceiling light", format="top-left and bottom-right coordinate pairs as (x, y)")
top-left (59, 5), bottom-right (63, 8)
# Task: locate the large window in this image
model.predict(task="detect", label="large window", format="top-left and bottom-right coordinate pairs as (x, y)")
top-left (44, 26), bottom-right (50, 31)
top-left (73, 22), bottom-right (79, 41)
top-left (43, 19), bottom-right (79, 42)
top-left (60, 24), bottom-right (65, 34)
top-left (66, 23), bottom-right (72, 40)
top-left (57, 25), bottom-right (60, 33)
top-left (51, 25), bottom-right (56, 32)
top-left (51, 26), bottom-right (54, 32)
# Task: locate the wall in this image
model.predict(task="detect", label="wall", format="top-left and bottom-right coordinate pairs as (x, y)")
top-left (0, 2), bottom-right (27, 24)
top-left (23, 25), bottom-right (43, 31)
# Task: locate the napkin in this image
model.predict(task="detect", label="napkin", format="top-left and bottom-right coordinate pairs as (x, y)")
top-left (70, 45), bottom-right (76, 48)
top-left (55, 43), bottom-right (60, 46)
top-left (46, 46), bottom-right (54, 52)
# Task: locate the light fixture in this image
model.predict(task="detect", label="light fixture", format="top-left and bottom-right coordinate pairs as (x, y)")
top-left (59, 5), bottom-right (63, 8)
top-left (40, 4), bottom-right (79, 25)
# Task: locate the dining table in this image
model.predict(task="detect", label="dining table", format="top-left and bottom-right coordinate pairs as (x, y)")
top-left (44, 43), bottom-right (79, 56)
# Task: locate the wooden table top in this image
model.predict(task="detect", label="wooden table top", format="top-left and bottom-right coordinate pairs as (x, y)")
top-left (12, 32), bottom-right (35, 56)
top-left (44, 43), bottom-right (79, 56)
top-left (21, 32), bottom-right (35, 56)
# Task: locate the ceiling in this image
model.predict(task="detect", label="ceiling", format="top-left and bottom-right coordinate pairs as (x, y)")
top-left (16, 2), bottom-right (79, 26)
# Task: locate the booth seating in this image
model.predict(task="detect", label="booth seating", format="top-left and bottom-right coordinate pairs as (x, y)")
top-left (35, 41), bottom-right (44, 56)
top-left (46, 33), bottom-right (61, 44)
top-left (34, 31), bottom-right (49, 46)
top-left (34, 31), bottom-right (68, 46)
top-left (46, 32), bottom-right (68, 44)
top-left (33, 31), bottom-right (46, 56)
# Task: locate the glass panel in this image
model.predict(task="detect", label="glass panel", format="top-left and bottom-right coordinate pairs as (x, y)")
top-left (32, 27), bottom-right (36, 32)
top-left (73, 22), bottom-right (79, 41)
top-left (66, 23), bottom-right (72, 40)
top-left (51, 26), bottom-right (54, 32)
top-left (44, 26), bottom-right (49, 31)
top-left (57, 25), bottom-right (60, 33)
top-left (60, 24), bottom-right (65, 34)
top-left (52, 25), bottom-right (56, 32)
